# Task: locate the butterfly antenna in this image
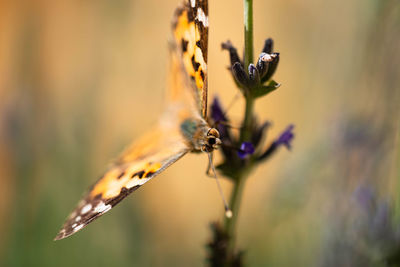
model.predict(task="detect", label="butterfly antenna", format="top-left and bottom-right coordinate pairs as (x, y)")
top-left (207, 153), bottom-right (233, 218)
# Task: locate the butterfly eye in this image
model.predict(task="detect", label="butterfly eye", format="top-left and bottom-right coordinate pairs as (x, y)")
top-left (208, 137), bottom-right (216, 145)
top-left (206, 135), bottom-right (221, 149)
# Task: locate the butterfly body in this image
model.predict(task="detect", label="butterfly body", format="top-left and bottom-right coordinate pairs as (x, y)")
top-left (55, 0), bottom-right (212, 241)
top-left (180, 118), bottom-right (220, 152)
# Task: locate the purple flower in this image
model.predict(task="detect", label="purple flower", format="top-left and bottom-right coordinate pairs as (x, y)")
top-left (210, 97), bottom-right (233, 152)
top-left (275, 124), bottom-right (295, 150)
top-left (238, 142), bottom-right (255, 159)
top-left (258, 124), bottom-right (295, 161)
top-left (211, 97), bottom-right (228, 123)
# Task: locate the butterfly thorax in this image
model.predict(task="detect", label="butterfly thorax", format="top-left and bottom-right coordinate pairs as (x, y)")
top-left (180, 118), bottom-right (221, 152)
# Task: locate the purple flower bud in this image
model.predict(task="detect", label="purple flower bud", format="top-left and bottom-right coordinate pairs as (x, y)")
top-left (238, 142), bottom-right (255, 159)
top-left (275, 124), bottom-right (295, 149)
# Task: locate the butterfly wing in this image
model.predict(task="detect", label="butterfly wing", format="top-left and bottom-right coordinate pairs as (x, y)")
top-left (54, 123), bottom-right (191, 240)
top-left (172, 0), bottom-right (209, 118)
top-left (55, 0), bottom-right (210, 241)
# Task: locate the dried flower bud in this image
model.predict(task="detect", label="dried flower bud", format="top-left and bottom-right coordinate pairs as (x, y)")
top-left (256, 52), bottom-right (274, 78)
top-left (262, 38), bottom-right (274, 54)
top-left (261, 53), bottom-right (280, 82)
top-left (248, 63), bottom-right (260, 86)
top-left (221, 40), bottom-right (242, 67)
top-left (232, 62), bottom-right (249, 88)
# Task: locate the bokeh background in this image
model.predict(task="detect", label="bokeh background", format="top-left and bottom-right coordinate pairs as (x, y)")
top-left (1, 0), bottom-right (399, 266)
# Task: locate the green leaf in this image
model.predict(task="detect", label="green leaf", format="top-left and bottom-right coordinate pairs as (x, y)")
top-left (250, 80), bottom-right (280, 98)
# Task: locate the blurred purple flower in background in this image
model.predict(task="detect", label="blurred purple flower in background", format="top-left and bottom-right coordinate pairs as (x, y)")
top-left (210, 97), bottom-right (231, 142)
top-left (258, 124), bottom-right (295, 161)
top-left (211, 97), bottom-right (228, 123)
top-left (275, 124), bottom-right (295, 150)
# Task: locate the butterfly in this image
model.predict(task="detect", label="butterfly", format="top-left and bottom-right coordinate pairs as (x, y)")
top-left (54, 0), bottom-right (223, 240)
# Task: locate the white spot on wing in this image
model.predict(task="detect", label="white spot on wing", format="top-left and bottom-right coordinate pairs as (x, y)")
top-left (126, 177), bottom-right (149, 189)
top-left (190, 0), bottom-right (195, 8)
top-left (126, 179), bottom-right (139, 189)
top-left (81, 203), bottom-right (92, 214)
top-left (72, 223), bottom-right (77, 228)
top-left (196, 7), bottom-right (208, 27)
top-left (73, 224), bottom-right (83, 232)
top-left (75, 216), bottom-right (81, 222)
top-left (94, 202), bottom-right (112, 213)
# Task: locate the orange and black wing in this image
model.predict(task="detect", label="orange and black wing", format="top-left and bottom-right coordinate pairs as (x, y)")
top-left (172, 0), bottom-right (209, 118)
top-left (54, 125), bottom-right (190, 240)
top-left (54, 0), bottom-right (209, 241)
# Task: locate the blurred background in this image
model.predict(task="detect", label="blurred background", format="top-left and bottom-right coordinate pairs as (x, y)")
top-left (0, 0), bottom-right (399, 266)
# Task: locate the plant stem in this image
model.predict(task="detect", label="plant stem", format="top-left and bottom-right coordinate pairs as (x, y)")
top-left (223, 0), bottom-right (254, 260)
top-left (241, 0), bottom-right (254, 143)
top-left (224, 172), bottom-right (246, 253)
top-left (244, 0), bottom-right (254, 69)
top-left (240, 96), bottom-right (254, 142)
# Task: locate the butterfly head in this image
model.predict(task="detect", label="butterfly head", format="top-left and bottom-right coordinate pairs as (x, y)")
top-left (203, 128), bottom-right (221, 152)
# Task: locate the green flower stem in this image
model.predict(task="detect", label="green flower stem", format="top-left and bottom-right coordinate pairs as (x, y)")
top-left (244, 0), bottom-right (254, 69)
top-left (224, 171), bottom-right (246, 253)
top-left (395, 127), bottom-right (400, 222)
top-left (240, 95), bottom-right (255, 142)
top-left (241, 0), bottom-right (255, 143)
top-left (223, 0), bottom-right (254, 259)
